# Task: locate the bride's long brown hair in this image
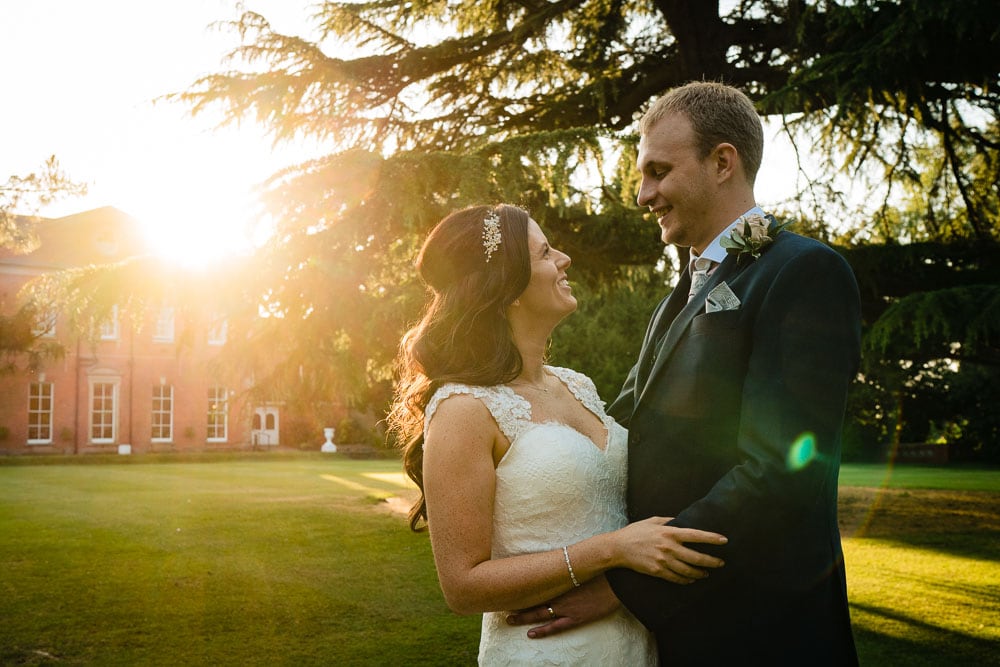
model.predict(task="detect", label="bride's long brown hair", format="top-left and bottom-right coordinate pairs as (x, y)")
top-left (389, 204), bottom-right (531, 530)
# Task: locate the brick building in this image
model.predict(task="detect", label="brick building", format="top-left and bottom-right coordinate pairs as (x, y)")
top-left (0, 207), bottom-right (280, 455)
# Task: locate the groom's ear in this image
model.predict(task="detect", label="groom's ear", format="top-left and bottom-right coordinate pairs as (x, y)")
top-left (711, 143), bottom-right (739, 184)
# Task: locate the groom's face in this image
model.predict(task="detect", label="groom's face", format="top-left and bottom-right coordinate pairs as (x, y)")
top-left (636, 112), bottom-right (719, 254)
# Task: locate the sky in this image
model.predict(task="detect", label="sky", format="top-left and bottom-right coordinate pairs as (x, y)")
top-left (2, 0), bottom-right (799, 267)
top-left (2, 0), bottom-right (321, 266)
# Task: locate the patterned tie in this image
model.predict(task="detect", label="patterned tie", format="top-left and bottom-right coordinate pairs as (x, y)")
top-left (687, 256), bottom-right (716, 303)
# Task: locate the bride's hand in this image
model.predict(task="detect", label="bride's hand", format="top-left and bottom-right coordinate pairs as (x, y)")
top-left (614, 516), bottom-right (727, 584)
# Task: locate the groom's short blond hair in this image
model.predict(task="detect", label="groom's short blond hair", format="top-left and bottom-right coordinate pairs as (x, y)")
top-left (640, 81), bottom-right (764, 184)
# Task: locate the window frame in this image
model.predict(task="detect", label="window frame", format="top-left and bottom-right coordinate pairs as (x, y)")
top-left (207, 316), bottom-right (228, 346)
top-left (89, 380), bottom-right (118, 444)
top-left (153, 305), bottom-right (175, 343)
top-left (206, 386), bottom-right (228, 442)
top-left (27, 381), bottom-right (54, 445)
top-left (98, 305), bottom-right (120, 341)
top-left (32, 311), bottom-right (57, 339)
top-left (151, 384), bottom-right (174, 443)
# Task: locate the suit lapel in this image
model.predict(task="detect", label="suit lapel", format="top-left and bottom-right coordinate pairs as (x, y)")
top-left (636, 254), bottom-right (740, 408)
top-left (635, 270), bottom-right (691, 389)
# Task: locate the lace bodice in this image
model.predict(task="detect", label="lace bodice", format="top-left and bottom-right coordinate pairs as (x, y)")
top-left (424, 366), bottom-right (657, 666)
top-left (425, 366), bottom-right (609, 444)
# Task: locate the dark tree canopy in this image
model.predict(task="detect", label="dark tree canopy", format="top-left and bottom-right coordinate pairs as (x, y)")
top-left (175, 0), bottom-right (1000, 233)
top-left (164, 0), bottom-right (1000, 316)
top-left (174, 0), bottom-right (1000, 451)
top-left (27, 1), bottom-right (999, 454)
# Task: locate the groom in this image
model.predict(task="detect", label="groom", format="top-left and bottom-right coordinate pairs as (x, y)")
top-left (509, 82), bottom-right (861, 665)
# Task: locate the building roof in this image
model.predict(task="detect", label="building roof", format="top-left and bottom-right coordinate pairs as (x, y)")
top-left (0, 206), bottom-right (150, 271)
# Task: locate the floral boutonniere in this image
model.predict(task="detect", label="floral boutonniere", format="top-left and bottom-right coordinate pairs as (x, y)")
top-left (720, 213), bottom-right (791, 264)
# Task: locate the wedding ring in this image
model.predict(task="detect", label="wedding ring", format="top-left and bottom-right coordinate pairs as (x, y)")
top-left (547, 606), bottom-right (556, 619)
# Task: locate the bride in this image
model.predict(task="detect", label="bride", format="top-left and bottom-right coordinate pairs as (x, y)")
top-left (390, 204), bottom-right (727, 665)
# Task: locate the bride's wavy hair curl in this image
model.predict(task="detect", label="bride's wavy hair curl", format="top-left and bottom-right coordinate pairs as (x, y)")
top-left (389, 204), bottom-right (531, 531)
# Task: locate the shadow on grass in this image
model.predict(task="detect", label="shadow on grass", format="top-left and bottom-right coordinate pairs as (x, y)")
top-left (853, 602), bottom-right (1000, 666)
top-left (877, 531), bottom-right (1000, 563)
top-left (0, 646), bottom-right (63, 666)
top-left (840, 486), bottom-right (1000, 561)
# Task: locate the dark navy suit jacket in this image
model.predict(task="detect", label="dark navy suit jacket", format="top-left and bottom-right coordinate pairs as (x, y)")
top-left (606, 232), bottom-right (861, 666)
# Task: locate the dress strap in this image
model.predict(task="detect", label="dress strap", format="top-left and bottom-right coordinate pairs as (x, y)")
top-left (547, 366), bottom-right (611, 425)
top-left (424, 382), bottom-right (533, 444)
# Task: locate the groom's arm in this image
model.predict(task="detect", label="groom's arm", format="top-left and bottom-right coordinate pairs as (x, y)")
top-left (607, 246), bottom-right (862, 632)
top-left (505, 575), bottom-right (623, 638)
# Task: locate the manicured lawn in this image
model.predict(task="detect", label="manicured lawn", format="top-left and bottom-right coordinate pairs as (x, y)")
top-left (0, 455), bottom-right (480, 666)
top-left (1, 455), bottom-right (997, 665)
top-left (847, 537), bottom-right (999, 666)
top-left (839, 462), bottom-right (1000, 666)
top-left (840, 462), bottom-right (1000, 492)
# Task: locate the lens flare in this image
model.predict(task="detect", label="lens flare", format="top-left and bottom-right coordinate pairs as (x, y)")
top-left (786, 432), bottom-right (816, 470)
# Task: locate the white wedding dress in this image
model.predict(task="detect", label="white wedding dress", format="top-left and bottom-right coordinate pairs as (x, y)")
top-left (425, 366), bottom-right (657, 666)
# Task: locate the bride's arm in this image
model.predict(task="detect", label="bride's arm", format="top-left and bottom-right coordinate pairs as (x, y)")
top-left (423, 394), bottom-right (726, 615)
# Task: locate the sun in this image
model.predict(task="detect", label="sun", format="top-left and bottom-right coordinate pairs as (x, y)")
top-left (108, 123), bottom-right (284, 269)
top-left (129, 180), bottom-right (260, 269)
top-left (4, 0), bottom-right (325, 270)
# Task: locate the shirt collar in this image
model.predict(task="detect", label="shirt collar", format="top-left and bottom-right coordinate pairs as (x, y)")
top-left (692, 206), bottom-right (766, 265)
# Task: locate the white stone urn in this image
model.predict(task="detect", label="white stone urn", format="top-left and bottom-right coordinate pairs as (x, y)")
top-left (321, 427), bottom-right (337, 453)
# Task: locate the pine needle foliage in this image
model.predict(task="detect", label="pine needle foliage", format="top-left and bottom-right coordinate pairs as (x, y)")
top-left (1, 157), bottom-right (86, 371)
top-left (1, 157), bottom-right (87, 253)
top-left (53, 0), bottom-right (1000, 450)
top-left (865, 285), bottom-right (1000, 366)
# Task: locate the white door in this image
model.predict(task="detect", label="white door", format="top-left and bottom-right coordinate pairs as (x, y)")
top-left (252, 407), bottom-right (279, 447)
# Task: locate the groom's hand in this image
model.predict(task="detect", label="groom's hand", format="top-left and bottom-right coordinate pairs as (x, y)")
top-left (505, 575), bottom-right (621, 639)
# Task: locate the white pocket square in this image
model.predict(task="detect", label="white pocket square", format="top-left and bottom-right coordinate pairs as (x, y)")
top-left (706, 282), bottom-right (741, 313)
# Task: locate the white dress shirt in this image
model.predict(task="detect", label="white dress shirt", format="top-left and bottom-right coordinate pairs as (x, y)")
top-left (687, 206), bottom-right (765, 306)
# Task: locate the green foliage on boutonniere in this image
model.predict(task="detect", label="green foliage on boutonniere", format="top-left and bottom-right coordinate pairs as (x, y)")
top-left (720, 213), bottom-right (792, 263)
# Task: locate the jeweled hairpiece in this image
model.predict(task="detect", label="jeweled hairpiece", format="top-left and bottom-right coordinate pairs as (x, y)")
top-left (482, 209), bottom-right (502, 263)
